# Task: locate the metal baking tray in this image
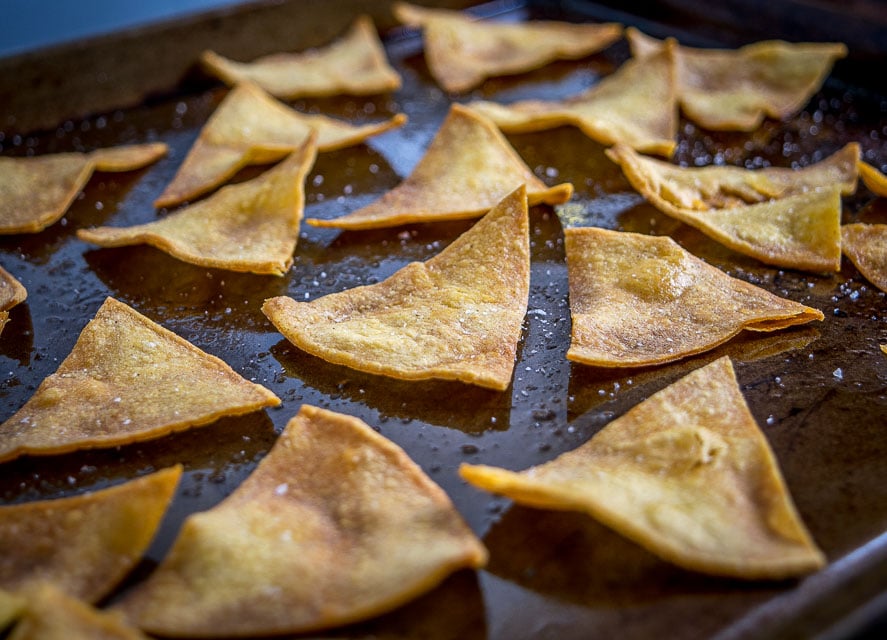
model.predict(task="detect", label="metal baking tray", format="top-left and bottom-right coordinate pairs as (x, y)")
top-left (1, 1), bottom-right (885, 638)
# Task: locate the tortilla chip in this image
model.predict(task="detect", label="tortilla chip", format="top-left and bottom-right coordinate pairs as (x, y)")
top-left (0, 265), bottom-right (27, 336)
top-left (0, 590), bottom-right (25, 632)
top-left (200, 16), bottom-right (401, 99)
top-left (154, 81), bottom-right (406, 208)
top-left (393, 2), bottom-right (622, 93)
top-left (0, 144), bottom-right (167, 234)
top-left (627, 28), bottom-right (847, 131)
top-left (0, 467), bottom-right (181, 603)
top-left (607, 143), bottom-right (844, 271)
top-left (565, 227), bottom-right (824, 367)
top-left (79, 137), bottom-right (316, 276)
top-left (270, 186), bottom-right (529, 390)
top-left (468, 45), bottom-right (678, 157)
top-left (461, 356), bottom-right (826, 579)
top-left (118, 405), bottom-right (486, 636)
top-left (841, 223), bottom-right (887, 292)
top-left (9, 583), bottom-right (149, 640)
top-left (270, 187), bottom-right (530, 391)
top-left (0, 297), bottom-right (279, 463)
top-left (858, 160), bottom-right (887, 197)
top-left (307, 104), bottom-right (571, 229)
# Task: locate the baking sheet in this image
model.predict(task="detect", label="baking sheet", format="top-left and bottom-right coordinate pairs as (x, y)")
top-left (0, 1), bottom-right (886, 638)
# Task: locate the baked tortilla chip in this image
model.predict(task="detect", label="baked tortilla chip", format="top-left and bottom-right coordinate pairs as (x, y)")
top-left (469, 45), bottom-right (677, 157)
top-left (565, 227), bottom-right (824, 367)
top-left (858, 160), bottom-right (887, 197)
top-left (841, 223), bottom-right (887, 292)
top-left (79, 137), bottom-right (316, 276)
top-left (0, 467), bottom-right (181, 603)
top-left (9, 583), bottom-right (149, 640)
top-left (627, 27), bottom-right (847, 131)
top-left (200, 16), bottom-right (401, 99)
top-left (0, 265), bottom-right (27, 336)
top-left (307, 104), bottom-right (571, 229)
top-left (607, 143), bottom-right (845, 271)
top-left (0, 590), bottom-right (24, 632)
top-left (118, 405), bottom-right (486, 636)
top-left (154, 81), bottom-right (405, 208)
top-left (0, 144), bottom-right (167, 234)
top-left (393, 2), bottom-right (621, 92)
top-left (270, 186), bottom-right (529, 390)
top-left (0, 297), bottom-right (279, 463)
top-left (461, 356), bottom-right (826, 579)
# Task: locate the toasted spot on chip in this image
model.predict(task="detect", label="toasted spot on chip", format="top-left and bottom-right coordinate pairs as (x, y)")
top-left (393, 2), bottom-right (622, 93)
top-left (270, 186), bottom-right (529, 390)
top-left (10, 583), bottom-right (149, 640)
top-left (118, 405), bottom-right (486, 636)
top-left (200, 16), bottom-right (401, 99)
top-left (627, 27), bottom-right (847, 131)
top-left (307, 104), bottom-right (571, 230)
top-left (565, 228), bottom-right (823, 367)
top-left (0, 265), bottom-right (27, 337)
top-left (841, 223), bottom-right (887, 293)
top-left (607, 143), bottom-right (844, 272)
top-left (0, 144), bottom-right (167, 234)
top-left (0, 467), bottom-right (181, 603)
top-left (469, 45), bottom-right (677, 157)
top-left (858, 160), bottom-right (887, 197)
top-left (0, 298), bottom-right (279, 463)
top-left (154, 82), bottom-right (406, 208)
top-left (79, 137), bottom-right (316, 276)
top-left (461, 356), bottom-right (826, 579)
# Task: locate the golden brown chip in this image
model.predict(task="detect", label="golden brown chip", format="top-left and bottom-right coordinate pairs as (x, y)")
top-left (269, 186), bottom-right (529, 390)
top-left (79, 137), bottom-right (316, 276)
top-left (0, 265), bottom-right (27, 336)
top-left (200, 16), bottom-right (401, 99)
top-left (461, 356), bottom-right (826, 579)
top-left (841, 223), bottom-right (887, 292)
top-left (154, 81), bottom-right (406, 208)
top-left (307, 104), bottom-right (571, 229)
top-left (607, 143), bottom-right (845, 271)
top-left (627, 27), bottom-right (847, 131)
top-left (393, 2), bottom-right (622, 93)
top-left (118, 405), bottom-right (486, 636)
top-left (0, 297), bottom-right (279, 463)
top-left (0, 467), bottom-right (181, 603)
top-left (0, 590), bottom-right (25, 632)
top-left (564, 227), bottom-right (823, 367)
top-left (468, 45), bottom-right (677, 156)
top-left (858, 160), bottom-right (887, 197)
top-left (0, 144), bottom-right (167, 234)
top-left (9, 583), bottom-right (149, 640)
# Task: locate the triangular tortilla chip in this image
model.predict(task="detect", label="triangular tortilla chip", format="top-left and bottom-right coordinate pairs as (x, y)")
top-left (118, 405), bottom-right (486, 636)
top-left (393, 2), bottom-right (622, 92)
top-left (9, 583), bottom-right (149, 640)
top-left (269, 186), bottom-right (529, 390)
top-left (858, 160), bottom-right (887, 197)
top-left (0, 590), bottom-right (25, 632)
top-left (627, 27), bottom-right (847, 131)
top-left (607, 143), bottom-right (844, 271)
top-left (0, 144), bottom-right (167, 234)
top-left (565, 227), bottom-right (824, 367)
top-left (461, 356), bottom-right (826, 579)
top-left (0, 467), bottom-right (181, 603)
top-left (154, 81), bottom-right (406, 208)
top-left (200, 16), bottom-right (401, 99)
top-left (78, 137), bottom-right (316, 276)
top-left (841, 223), bottom-right (887, 292)
top-left (0, 297), bottom-right (279, 463)
top-left (0, 265), bottom-right (27, 336)
top-left (468, 45), bottom-right (678, 157)
top-left (307, 104), bottom-right (571, 229)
